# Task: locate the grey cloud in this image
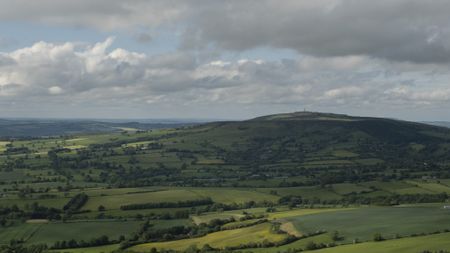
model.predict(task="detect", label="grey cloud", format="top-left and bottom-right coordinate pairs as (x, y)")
top-left (184, 0), bottom-right (450, 63)
top-left (134, 32), bottom-right (153, 44)
top-left (3, 1), bottom-right (450, 63)
top-left (0, 0), bottom-right (187, 30)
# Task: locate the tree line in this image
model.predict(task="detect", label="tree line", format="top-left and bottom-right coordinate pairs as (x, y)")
top-left (120, 198), bottom-right (213, 210)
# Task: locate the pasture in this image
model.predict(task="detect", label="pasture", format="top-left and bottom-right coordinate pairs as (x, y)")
top-left (289, 206), bottom-right (450, 243)
top-left (314, 232), bottom-right (450, 253)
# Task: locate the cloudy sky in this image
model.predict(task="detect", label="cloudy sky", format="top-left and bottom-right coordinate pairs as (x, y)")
top-left (1, 0), bottom-right (450, 120)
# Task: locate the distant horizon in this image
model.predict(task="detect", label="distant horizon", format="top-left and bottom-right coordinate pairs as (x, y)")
top-left (0, 110), bottom-right (449, 123)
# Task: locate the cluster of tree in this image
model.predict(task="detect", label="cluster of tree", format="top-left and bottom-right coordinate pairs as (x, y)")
top-left (51, 235), bottom-right (120, 249)
top-left (220, 218), bottom-right (267, 231)
top-left (0, 203), bottom-right (62, 223)
top-left (0, 240), bottom-right (47, 253)
top-left (27, 202), bottom-right (62, 220)
top-left (95, 210), bottom-right (191, 220)
top-left (120, 198), bottom-right (213, 210)
top-left (200, 217), bottom-right (236, 227)
top-left (63, 193), bottom-right (88, 212)
top-left (278, 192), bottom-right (449, 207)
top-left (4, 146), bottom-right (30, 155)
top-left (191, 200), bottom-right (276, 214)
top-left (341, 192), bottom-right (448, 206)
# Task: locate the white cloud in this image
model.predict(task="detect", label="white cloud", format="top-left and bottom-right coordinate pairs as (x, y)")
top-left (48, 86), bottom-right (63, 95)
top-left (0, 38), bottom-right (450, 118)
top-left (323, 86), bottom-right (367, 99)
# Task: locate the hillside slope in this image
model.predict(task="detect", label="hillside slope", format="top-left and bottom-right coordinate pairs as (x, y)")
top-left (175, 111), bottom-right (450, 166)
top-left (2, 111), bottom-right (450, 187)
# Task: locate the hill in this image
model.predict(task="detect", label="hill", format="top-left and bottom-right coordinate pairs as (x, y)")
top-left (2, 111), bottom-right (450, 188)
top-left (167, 111), bottom-right (450, 176)
top-left (59, 111), bottom-right (449, 188)
top-left (0, 119), bottom-right (195, 137)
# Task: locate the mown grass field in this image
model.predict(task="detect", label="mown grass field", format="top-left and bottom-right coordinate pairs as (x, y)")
top-left (0, 220), bottom-right (142, 246)
top-left (0, 223), bottom-right (43, 245)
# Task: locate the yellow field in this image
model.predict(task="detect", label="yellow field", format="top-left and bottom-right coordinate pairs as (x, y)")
top-left (64, 145), bottom-right (86, 150)
top-left (0, 141), bottom-right (10, 152)
top-left (267, 208), bottom-right (354, 220)
top-left (26, 219), bottom-right (49, 224)
top-left (122, 140), bottom-right (154, 148)
top-left (279, 221), bottom-right (302, 237)
top-left (130, 223), bottom-right (288, 251)
top-left (65, 138), bottom-right (87, 142)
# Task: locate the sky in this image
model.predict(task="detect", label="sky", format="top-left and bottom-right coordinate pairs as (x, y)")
top-left (0, 0), bottom-right (450, 121)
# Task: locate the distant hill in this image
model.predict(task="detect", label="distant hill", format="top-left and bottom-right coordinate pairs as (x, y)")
top-left (250, 111), bottom-right (360, 121)
top-left (424, 121), bottom-right (450, 129)
top-left (0, 119), bottom-right (196, 137)
top-left (177, 111), bottom-right (450, 169)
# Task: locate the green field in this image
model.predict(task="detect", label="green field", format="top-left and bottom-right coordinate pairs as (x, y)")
top-left (82, 189), bottom-right (202, 210)
top-left (0, 223), bottom-right (43, 245)
top-left (289, 206), bottom-right (450, 243)
top-left (314, 232), bottom-right (450, 253)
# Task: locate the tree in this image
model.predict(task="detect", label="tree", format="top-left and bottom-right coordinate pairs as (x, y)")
top-left (0, 217), bottom-right (7, 227)
top-left (373, 233), bottom-right (384, 242)
top-left (97, 205), bottom-right (105, 212)
top-left (332, 231), bottom-right (343, 241)
top-left (305, 241), bottom-right (318, 250)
